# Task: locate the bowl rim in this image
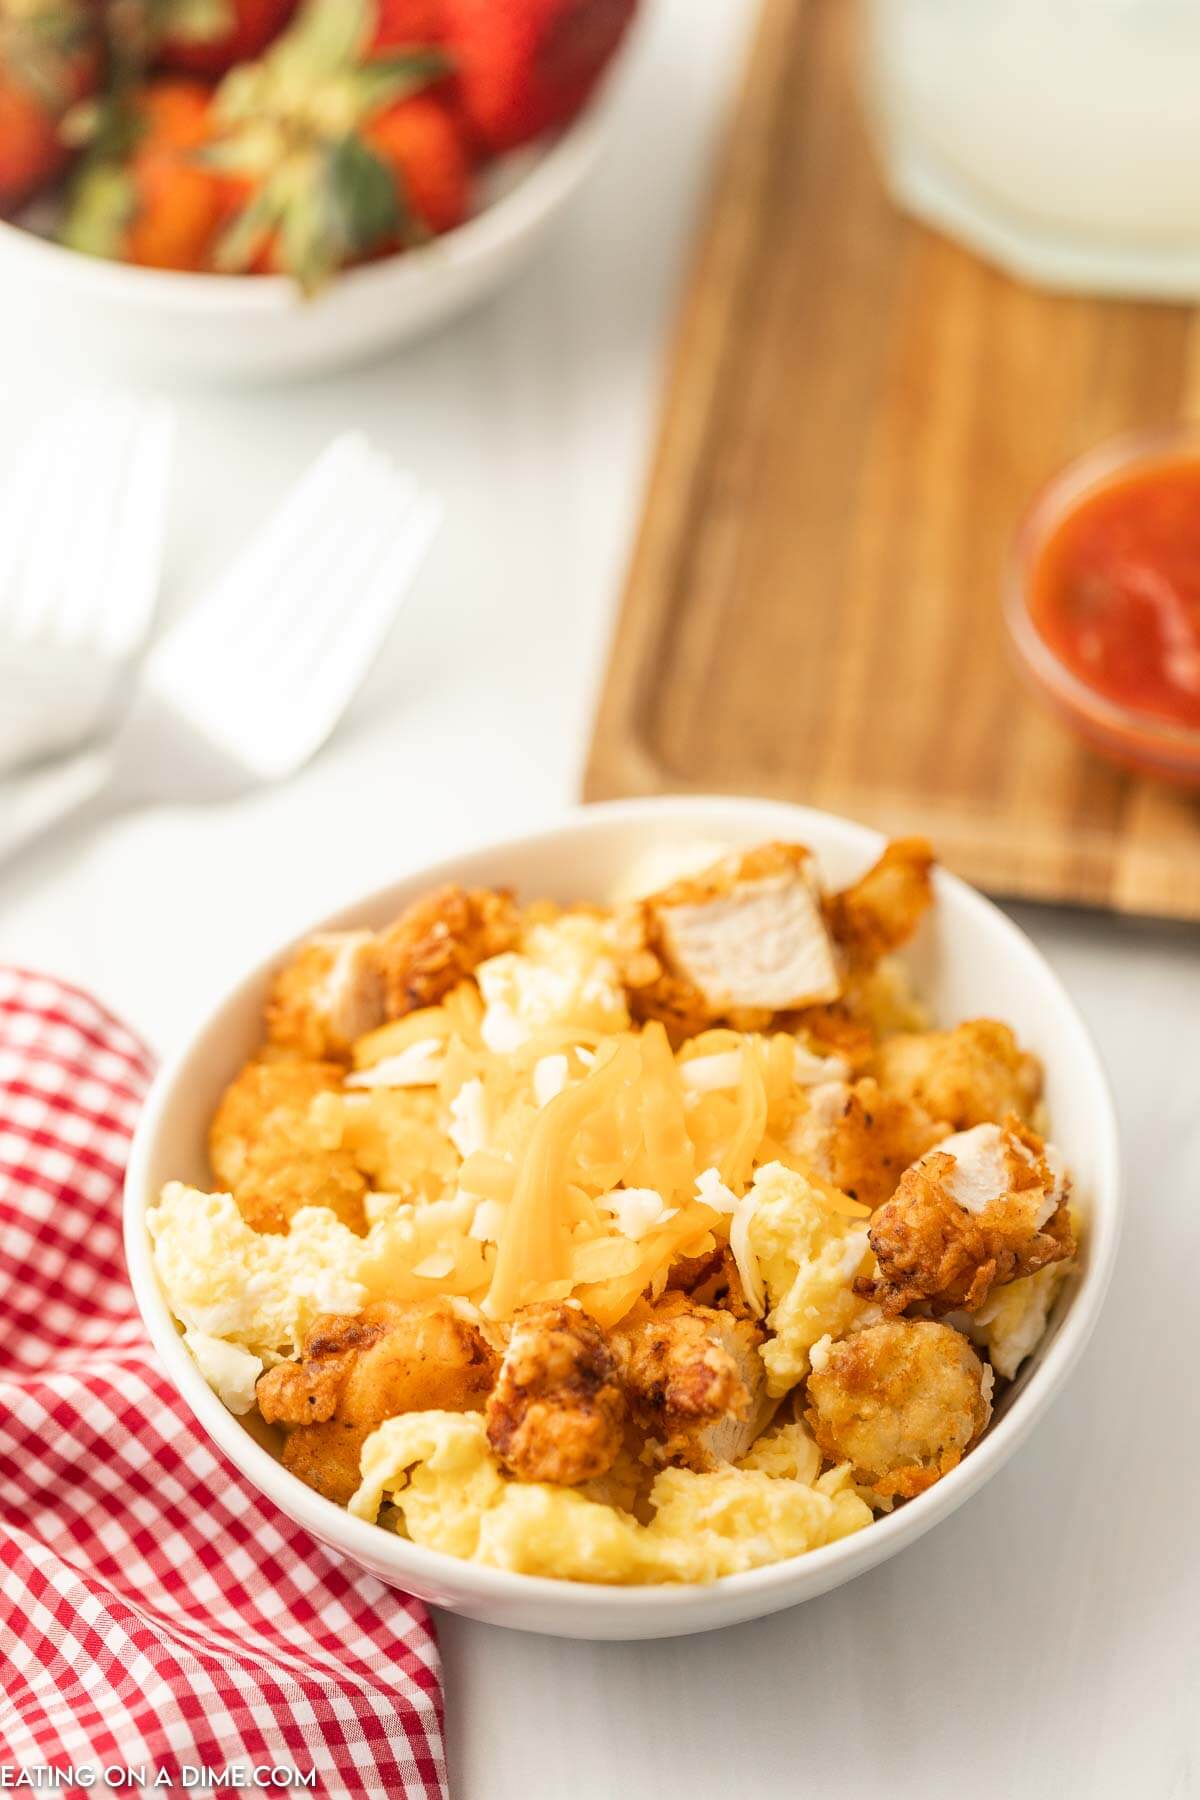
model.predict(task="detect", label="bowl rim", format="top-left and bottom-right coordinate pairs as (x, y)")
top-left (1005, 425), bottom-right (1200, 766)
top-left (123, 795), bottom-right (1122, 1623)
top-left (0, 78), bottom-right (613, 313)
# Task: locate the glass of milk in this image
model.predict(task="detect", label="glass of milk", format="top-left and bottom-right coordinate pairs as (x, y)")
top-left (863, 0), bottom-right (1200, 298)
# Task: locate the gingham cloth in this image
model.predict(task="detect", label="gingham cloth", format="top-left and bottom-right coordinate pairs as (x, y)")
top-left (0, 968), bottom-right (447, 1796)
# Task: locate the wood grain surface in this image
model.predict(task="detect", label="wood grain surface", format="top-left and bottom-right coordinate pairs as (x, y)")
top-left (584, 0), bottom-right (1200, 919)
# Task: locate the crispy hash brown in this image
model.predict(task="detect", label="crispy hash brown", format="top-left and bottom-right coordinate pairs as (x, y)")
top-left (149, 836), bottom-right (1082, 1586)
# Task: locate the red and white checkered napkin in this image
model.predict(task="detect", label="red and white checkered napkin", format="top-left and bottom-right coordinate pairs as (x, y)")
top-left (0, 968), bottom-right (447, 1797)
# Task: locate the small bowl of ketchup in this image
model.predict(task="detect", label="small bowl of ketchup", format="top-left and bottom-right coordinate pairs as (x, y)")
top-left (1007, 428), bottom-right (1200, 784)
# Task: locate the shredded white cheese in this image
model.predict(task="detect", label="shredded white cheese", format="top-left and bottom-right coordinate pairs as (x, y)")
top-left (679, 1052), bottom-right (744, 1094)
top-left (346, 1039), bottom-right (445, 1089)
top-left (729, 1194), bottom-right (766, 1316)
top-left (469, 1199), bottom-right (507, 1244)
top-left (694, 1166), bottom-right (739, 1214)
top-left (601, 1188), bottom-right (676, 1241)
top-left (792, 1041), bottom-right (851, 1087)
top-left (448, 1079), bottom-right (489, 1158)
top-left (532, 1054), bottom-right (570, 1107)
top-left (412, 1250), bottom-right (456, 1281)
top-left (682, 1042), bottom-right (849, 1098)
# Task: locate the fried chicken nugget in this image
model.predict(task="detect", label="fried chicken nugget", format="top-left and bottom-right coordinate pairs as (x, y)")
top-left (264, 931), bottom-right (386, 1061)
top-left (872, 1018), bottom-right (1042, 1131)
top-left (828, 838), bottom-right (935, 965)
top-left (858, 1119), bottom-right (1074, 1317)
top-left (485, 1301), bottom-right (626, 1486)
top-left (375, 884), bottom-right (518, 1019)
top-left (610, 1293), bottom-right (773, 1471)
top-left (258, 1301), bottom-right (498, 1505)
top-left (805, 1319), bottom-right (992, 1500)
top-left (616, 843), bottom-right (842, 1043)
top-left (209, 1056), bottom-right (367, 1235)
top-left (264, 888), bottom-right (517, 1062)
top-left (665, 1243), bottom-right (755, 1320)
top-left (787, 1077), bottom-right (949, 1210)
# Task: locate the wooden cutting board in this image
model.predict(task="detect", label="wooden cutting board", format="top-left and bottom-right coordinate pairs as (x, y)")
top-left (584, 0), bottom-right (1200, 920)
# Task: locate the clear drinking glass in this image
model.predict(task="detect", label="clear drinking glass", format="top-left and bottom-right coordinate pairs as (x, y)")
top-left (862, 0), bottom-right (1200, 298)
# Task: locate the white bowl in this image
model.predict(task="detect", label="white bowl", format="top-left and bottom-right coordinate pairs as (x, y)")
top-left (124, 797), bottom-right (1121, 1639)
top-left (0, 69), bottom-right (621, 382)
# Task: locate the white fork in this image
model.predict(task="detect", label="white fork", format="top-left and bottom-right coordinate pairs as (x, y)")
top-left (0, 395), bottom-right (174, 774)
top-left (0, 433), bottom-right (440, 869)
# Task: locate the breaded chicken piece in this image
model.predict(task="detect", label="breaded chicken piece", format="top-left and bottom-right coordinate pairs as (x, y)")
top-left (265, 932), bottom-right (386, 1061)
top-left (828, 838), bottom-right (934, 965)
top-left (485, 1301), bottom-right (626, 1486)
top-left (258, 1302), bottom-right (498, 1505)
top-left (781, 1000), bottom-right (878, 1074)
top-left (209, 1057), bottom-right (367, 1235)
top-left (617, 843), bottom-right (842, 1041)
top-left (872, 1019), bottom-right (1042, 1131)
top-left (787, 1077), bottom-right (948, 1211)
top-left (375, 884), bottom-right (518, 1020)
top-left (264, 890), bottom-right (517, 1062)
top-left (610, 1293), bottom-right (773, 1471)
top-left (805, 1319), bottom-right (992, 1500)
top-left (665, 1243), bottom-right (755, 1320)
top-left (858, 1119), bottom-right (1074, 1316)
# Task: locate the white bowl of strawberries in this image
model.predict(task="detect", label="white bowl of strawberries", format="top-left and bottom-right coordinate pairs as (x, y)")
top-left (0, 0), bottom-right (643, 379)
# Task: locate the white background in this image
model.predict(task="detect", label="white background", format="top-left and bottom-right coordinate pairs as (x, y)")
top-left (1, 2), bottom-right (1198, 1795)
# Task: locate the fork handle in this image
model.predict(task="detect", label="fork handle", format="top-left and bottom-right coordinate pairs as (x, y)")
top-left (0, 748), bottom-right (117, 873)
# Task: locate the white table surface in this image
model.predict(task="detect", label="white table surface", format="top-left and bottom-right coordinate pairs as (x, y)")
top-left (1, 3), bottom-right (1197, 1794)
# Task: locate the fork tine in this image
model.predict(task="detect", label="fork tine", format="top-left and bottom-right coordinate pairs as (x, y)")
top-left (279, 475), bottom-right (437, 700)
top-left (146, 433), bottom-right (372, 678)
top-left (142, 438), bottom-right (438, 782)
top-left (93, 399), bottom-right (174, 659)
top-left (287, 487), bottom-right (442, 752)
top-left (250, 446), bottom-right (408, 693)
top-left (253, 475), bottom-right (440, 762)
top-left (204, 435), bottom-right (386, 675)
top-left (178, 450), bottom-right (401, 756)
top-left (220, 468), bottom-right (382, 679)
top-left (0, 416), bottom-right (64, 638)
top-left (19, 399), bottom-right (118, 644)
top-left (56, 397), bottom-right (143, 647)
top-left (0, 396), bottom-right (171, 657)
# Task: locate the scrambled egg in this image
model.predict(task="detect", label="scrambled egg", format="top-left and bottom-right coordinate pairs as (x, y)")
top-left (742, 1163), bottom-right (872, 1396)
top-left (475, 914), bottom-right (630, 1053)
top-left (968, 1262), bottom-right (1070, 1380)
top-left (181, 1328), bottom-right (264, 1416)
top-left (149, 1184), bottom-right (368, 1362)
top-left (350, 1411), bottom-right (871, 1584)
top-left (148, 1181), bottom-right (489, 1378)
top-left (738, 1418), bottom-right (822, 1484)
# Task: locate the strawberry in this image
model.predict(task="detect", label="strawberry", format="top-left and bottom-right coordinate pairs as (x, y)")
top-left (365, 91), bottom-right (467, 236)
top-left (0, 0), bottom-right (103, 214)
top-left (442, 0), bottom-right (637, 154)
top-left (156, 0), bottom-right (300, 79)
top-left (62, 79), bottom-right (235, 269)
top-left (208, 0), bottom-right (470, 289)
top-left (372, 0), bottom-right (444, 51)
